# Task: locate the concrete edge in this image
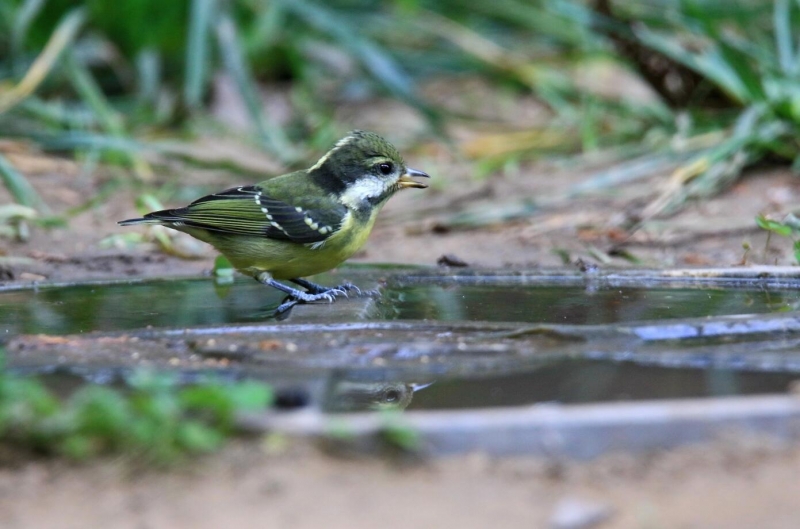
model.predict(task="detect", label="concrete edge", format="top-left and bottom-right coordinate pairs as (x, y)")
top-left (239, 394), bottom-right (800, 459)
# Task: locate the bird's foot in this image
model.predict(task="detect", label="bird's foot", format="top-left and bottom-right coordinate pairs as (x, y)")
top-left (258, 274), bottom-right (348, 305)
top-left (292, 287), bottom-right (347, 303)
top-left (273, 297), bottom-right (299, 319)
top-left (289, 278), bottom-right (362, 298)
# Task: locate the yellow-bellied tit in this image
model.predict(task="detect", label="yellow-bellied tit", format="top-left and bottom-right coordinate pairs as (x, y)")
top-left (118, 130), bottom-right (429, 312)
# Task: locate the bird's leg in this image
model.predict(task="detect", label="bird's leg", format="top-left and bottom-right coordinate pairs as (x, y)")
top-left (290, 278), bottom-right (361, 296)
top-left (256, 272), bottom-right (345, 303)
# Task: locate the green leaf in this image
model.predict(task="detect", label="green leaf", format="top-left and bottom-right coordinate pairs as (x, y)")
top-left (1, 377), bottom-right (59, 417)
top-left (226, 381), bottom-right (274, 411)
top-left (755, 214), bottom-right (793, 236)
top-left (179, 385), bottom-right (232, 419)
top-left (176, 420), bottom-right (223, 453)
top-left (0, 360), bottom-right (272, 463)
top-left (59, 434), bottom-right (94, 460)
top-left (72, 386), bottom-right (131, 440)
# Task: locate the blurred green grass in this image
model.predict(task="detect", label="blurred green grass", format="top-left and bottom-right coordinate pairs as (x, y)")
top-left (1, 0), bottom-right (800, 226)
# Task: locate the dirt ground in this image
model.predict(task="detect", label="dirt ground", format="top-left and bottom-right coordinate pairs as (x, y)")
top-left (1, 437), bottom-right (799, 529)
top-left (3, 83), bottom-right (800, 527)
top-left (1, 145), bottom-right (795, 283)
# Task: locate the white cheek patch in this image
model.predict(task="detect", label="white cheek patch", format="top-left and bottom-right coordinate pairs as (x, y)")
top-left (340, 175), bottom-right (387, 209)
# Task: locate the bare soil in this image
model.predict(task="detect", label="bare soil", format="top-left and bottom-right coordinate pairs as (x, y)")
top-left (1, 143), bottom-right (795, 283)
top-left (1, 437), bottom-right (799, 529)
top-left (3, 84), bottom-right (800, 527)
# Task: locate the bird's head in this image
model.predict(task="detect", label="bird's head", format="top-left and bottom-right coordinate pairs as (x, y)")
top-left (308, 130), bottom-right (429, 210)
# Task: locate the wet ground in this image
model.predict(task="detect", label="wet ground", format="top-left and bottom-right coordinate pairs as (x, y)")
top-left (4, 267), bottom-right (800, 417)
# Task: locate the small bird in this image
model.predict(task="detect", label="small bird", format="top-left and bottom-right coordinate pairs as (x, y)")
top-left (119, 130), bottom-right (429, 312)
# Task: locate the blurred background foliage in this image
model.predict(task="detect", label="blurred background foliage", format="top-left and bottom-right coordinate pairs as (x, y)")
top-left (1, 0), bottom-right (800, 224)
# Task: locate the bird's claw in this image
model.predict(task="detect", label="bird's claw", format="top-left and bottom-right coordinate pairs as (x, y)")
top-left (296, 287), bottom-right (347, 303)
top-left (337, 282), bottom-right (361, 296)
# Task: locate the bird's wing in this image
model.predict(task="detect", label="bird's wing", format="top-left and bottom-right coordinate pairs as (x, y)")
top-left (145, 185), bottom-right (346, 244)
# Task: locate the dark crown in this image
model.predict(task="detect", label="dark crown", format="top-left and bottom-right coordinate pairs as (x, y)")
top-left (306, 131), bottom-right (405, 194)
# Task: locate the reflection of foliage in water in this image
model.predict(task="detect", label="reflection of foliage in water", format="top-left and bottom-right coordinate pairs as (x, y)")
top-left (0, 278), bottom-right (286, 335)
top-left (3, 277), bottom-right (800, 335)
top-left (382, 284), bottom-right (800, 324)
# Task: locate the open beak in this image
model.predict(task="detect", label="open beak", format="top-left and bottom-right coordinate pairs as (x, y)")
top-left (397, 167), bottom-right (430, 189)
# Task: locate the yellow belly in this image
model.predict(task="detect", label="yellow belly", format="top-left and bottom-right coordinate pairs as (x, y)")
top-left (180, 210), bottom-right (378, 279)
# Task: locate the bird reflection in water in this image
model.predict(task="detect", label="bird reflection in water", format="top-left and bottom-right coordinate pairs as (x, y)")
top-left (324, 376), bottom-right (433, 412)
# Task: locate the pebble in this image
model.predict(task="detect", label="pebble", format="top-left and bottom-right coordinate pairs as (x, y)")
top-left (550, 496), bottom-right (613, 529)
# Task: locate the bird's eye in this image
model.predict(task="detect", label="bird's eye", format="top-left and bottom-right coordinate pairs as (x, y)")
top-left (384, 389), bottom-right (400, 403)
top-left (378, 162), bottom-right (393, 175)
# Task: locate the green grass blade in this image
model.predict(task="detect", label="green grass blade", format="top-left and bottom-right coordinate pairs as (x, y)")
top-left (31, 132), bottom-right (144, 154)
top-left (63, 53), bottom-right (154, 180)
top-left (632, 25), bottom-right (749, 103)
top-left (136, 49), bottom-right (161, 104)
top-left (469, 0), bottom-right (596, 48)
top-left (715, 39), bottom-right (765, 102)
top-left (0, 7), bottom-right (85, 115)
top-left (214, 10), bottom-right (296, 161)
top-left (0, 153), bottom-right (47, 211)
top-left (11, 0), bottom-right (47, 66)
top-left (249, 1), bottom-right (284, 47)
top-left (18, 97), bottom-right (96, 128)
top-left (774, 0), bottom-right (794, 74)
top-left (282, 0), bottom-right (433, 116)
top-left (185, 0), bottom-right (217, 109)
top-left (64, 53), bottom-right (125, 136)
top-left (731, 104), bottom-right (764, 137)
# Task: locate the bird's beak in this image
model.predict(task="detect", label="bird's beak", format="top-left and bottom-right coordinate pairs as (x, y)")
top-left (397, 167), bottom-right (430, 189)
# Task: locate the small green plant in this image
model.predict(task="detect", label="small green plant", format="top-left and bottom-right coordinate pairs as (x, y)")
top-left (0, 356), bottom-right (273, 463)
top-left (0, 204), bottom-right (36, 241)
top-left (755, 213), bottom-right (800, 263)
top-left (212, 255), bottom-right (235, 283)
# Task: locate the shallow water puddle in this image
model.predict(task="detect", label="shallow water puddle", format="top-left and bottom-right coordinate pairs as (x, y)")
top-left (2, 270), bottom-right (799, 334)
top-left (2, 267), bottom-right (800, 411)
top-left (404, 361), bottom-right (800, 410)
